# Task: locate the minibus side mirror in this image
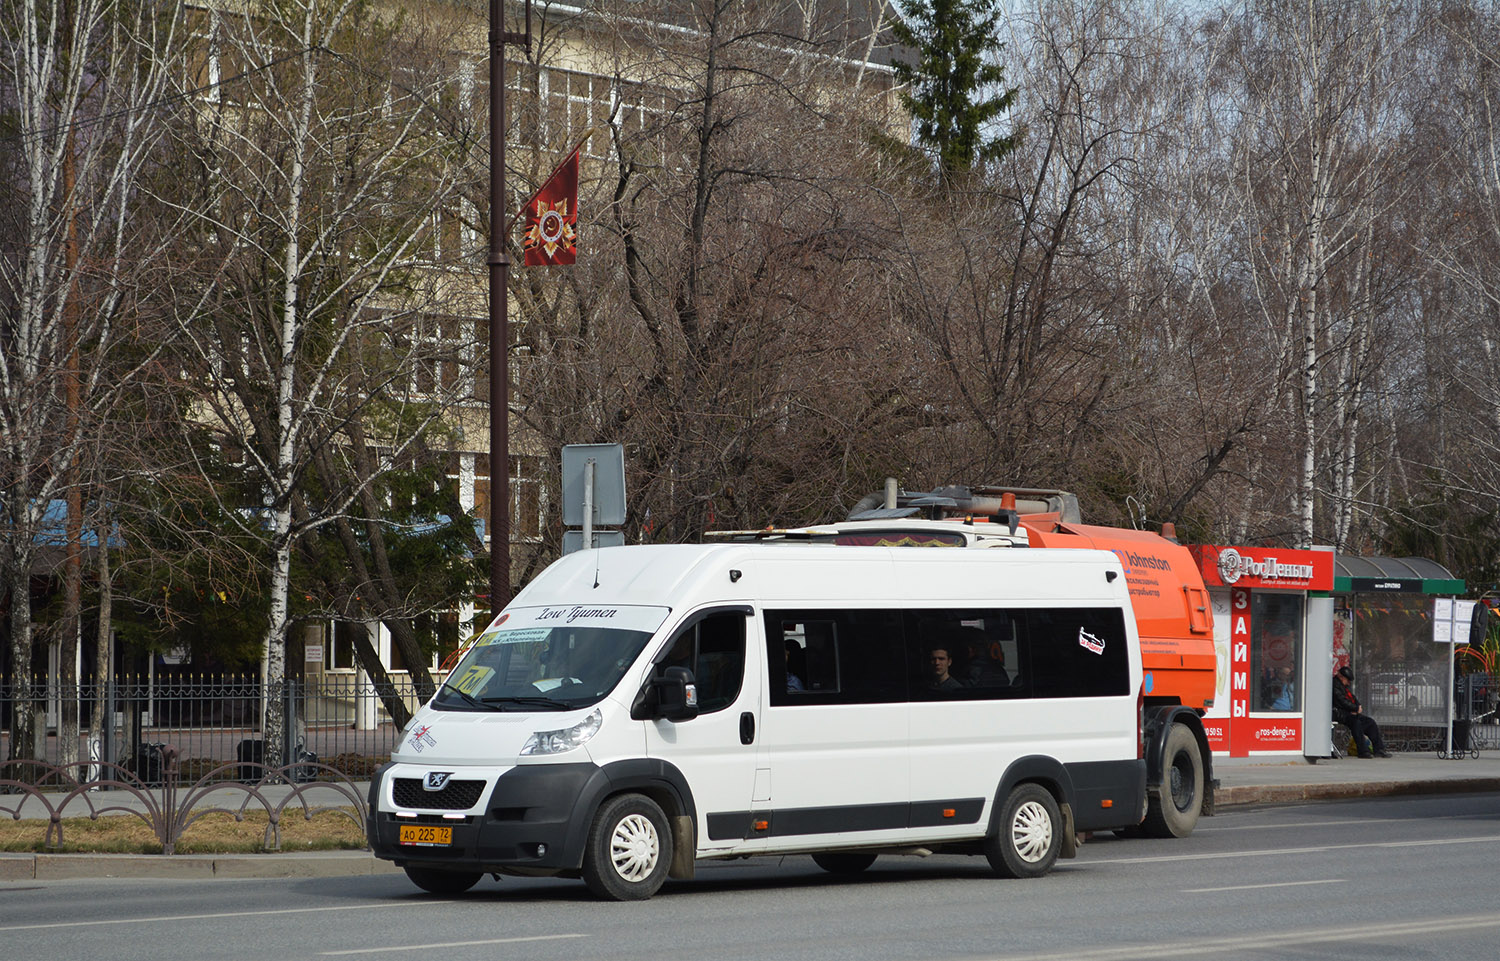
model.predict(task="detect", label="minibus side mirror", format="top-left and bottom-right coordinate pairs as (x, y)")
top-left (656, 666), bottom-right (700, 721)
top-left (634, 666), bottom-right (699, 722)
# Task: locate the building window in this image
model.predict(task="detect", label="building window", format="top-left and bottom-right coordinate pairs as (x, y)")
top-left (330, 622), bottom-right (360, 670)
top-left (511, 454), bottom-right (543, 541)
top-left (402, 313), bottom-right (467, 400)
top-left (473, 454), bottom-right (490, 543)
top-left (512, 63), bottom-right (669, 162)
top-left (468, 317), bottom-right (530, 406)
top-left (469, 454), bottom-right (543, 544)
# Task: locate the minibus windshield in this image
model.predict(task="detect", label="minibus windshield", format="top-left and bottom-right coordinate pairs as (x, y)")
top-left (434, 623), bottom-right (655, 711)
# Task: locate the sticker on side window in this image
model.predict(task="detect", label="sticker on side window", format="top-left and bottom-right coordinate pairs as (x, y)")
top-left (1078, 628), bottom-right (1106, 655)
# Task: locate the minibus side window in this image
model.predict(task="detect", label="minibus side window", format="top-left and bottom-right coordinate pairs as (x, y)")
top-left (838, 611), bottom-right (906, 702)
top-left (766, 610), bottom-right (905, 706)
top-left (659, 612), bottom-right (746, 714)
top-left (801, 620), bottom-right (840, 693)
top-left (1026, 608), bottom-right (1130, 698)
top-left (768, 618), bottom-right (839, 701)
top-left (762, 606), bottom-right (1130, 704)
top-left (907, 611), bottom-right (1025, 700)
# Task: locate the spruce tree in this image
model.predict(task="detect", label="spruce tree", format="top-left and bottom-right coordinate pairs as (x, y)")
top-left (889, 0), bottom-right (1019, 179)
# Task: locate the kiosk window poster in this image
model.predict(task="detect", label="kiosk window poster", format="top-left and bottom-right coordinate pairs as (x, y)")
top-left (1252, 593), bottom-right (1303, 713)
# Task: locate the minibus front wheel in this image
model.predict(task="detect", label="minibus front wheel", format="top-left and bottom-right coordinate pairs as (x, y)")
top-left (985, 783), bottom-right (1061, 879)
top-left (581, 793), bottom-right (674, 901)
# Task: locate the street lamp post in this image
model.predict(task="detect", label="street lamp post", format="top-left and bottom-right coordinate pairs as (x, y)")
top-left (488, 0), bottom-right (530, 612)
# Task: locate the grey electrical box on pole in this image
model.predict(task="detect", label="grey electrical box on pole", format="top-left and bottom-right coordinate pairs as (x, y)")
top-left (562, 443), bottom-right (626, 555)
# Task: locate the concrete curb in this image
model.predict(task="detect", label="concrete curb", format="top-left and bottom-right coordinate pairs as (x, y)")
top-left (1, 850), bottom-right (402, 881)
top-left (1217, 776), bottom-right (1500, 807)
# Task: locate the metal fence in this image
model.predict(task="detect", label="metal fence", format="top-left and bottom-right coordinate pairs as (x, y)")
top-left (0, 674), bottom-right (411, 783)
top-left (1452, 672), bottom-right (1500, 755)
top-left (1360, 666), bottom-right (1500, 755)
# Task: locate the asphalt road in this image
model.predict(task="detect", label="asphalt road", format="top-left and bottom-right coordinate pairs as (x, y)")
top-left (5, 792), bottom-right (1499, 961)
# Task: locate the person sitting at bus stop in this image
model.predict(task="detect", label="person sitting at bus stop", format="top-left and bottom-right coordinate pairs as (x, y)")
top-left (926, 645), bottom-right (964, 692)
top-left (1333, 665), bottom-right (1392, 758)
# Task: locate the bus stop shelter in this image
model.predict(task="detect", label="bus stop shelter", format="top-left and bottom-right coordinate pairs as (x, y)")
top-left (1331, 554), bottom-right (1467, 752)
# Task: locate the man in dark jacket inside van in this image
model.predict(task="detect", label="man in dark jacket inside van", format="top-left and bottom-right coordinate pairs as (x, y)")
top-left (1333, 665), bottom-right (1392, 758)
top-left (927, 646), bottom-right (964, 692)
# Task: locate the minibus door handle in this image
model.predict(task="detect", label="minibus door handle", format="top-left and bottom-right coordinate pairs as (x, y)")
top-left (740, 712), bottom-right (755, 745)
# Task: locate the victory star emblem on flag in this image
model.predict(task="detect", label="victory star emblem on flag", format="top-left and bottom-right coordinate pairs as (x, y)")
top-left (520, 147), bottom-right (580, 266)
top-left (524, 197), bottom-right (577, 262)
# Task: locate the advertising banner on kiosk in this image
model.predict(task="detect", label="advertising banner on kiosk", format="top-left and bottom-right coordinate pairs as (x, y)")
top-left (1189, 545), bottom-right (1335, 757)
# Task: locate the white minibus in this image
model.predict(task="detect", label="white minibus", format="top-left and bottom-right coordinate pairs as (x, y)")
top-left (366, 543), bottom-right (1147, 900)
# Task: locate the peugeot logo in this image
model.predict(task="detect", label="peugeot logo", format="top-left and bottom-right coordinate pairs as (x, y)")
top-left (424, 771), bottom-right (454, 791)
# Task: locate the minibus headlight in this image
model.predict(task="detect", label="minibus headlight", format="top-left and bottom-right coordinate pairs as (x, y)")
top-left (393, 715), bottom-right (420, 754)
top-left (520, 709), bottom-right (602, 756)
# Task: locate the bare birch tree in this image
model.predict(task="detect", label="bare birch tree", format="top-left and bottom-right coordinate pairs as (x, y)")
top-left (163, 1), bottom-right (473, 763)
top-left (1, 0), bottom-right (183, 762)
top-left (1219, 0), bottom-right (1421, 548)
top-left (1424, 3), bottom-right (1500, 505)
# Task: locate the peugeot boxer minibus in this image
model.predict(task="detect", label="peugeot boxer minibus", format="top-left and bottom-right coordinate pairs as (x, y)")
top-left (367, 542), bottom-right (1147, 899)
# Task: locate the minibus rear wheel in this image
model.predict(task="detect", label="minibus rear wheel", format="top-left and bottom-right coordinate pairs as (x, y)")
top-left (812, 852), bottom-right (878, 875)
top-left (985, 783), bottom-right (1061, 879)
top-left (403, 865), bottom-right (483, 895)
top-left (581, 793), bottom-right (674, 901)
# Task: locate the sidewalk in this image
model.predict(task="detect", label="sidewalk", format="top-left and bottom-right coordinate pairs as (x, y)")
top-left (1212, 750), bottom-right (1500, 805)
top-left (3, 752), bottom-right (1497, 882)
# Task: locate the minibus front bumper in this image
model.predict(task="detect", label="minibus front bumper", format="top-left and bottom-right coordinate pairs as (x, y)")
top-left (367, 761), bottom-right (603, 873)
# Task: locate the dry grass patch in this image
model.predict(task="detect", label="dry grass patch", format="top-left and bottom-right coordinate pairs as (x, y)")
top-left (0, 808), bottom-right (368, 854)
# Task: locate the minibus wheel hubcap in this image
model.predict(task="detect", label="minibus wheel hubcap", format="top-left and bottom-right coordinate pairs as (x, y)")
top-left (610, 813), bottom-right (660, 881)
top-left (1011, 801), bottom-right (1053, 862)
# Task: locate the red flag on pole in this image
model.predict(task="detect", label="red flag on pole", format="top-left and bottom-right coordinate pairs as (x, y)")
top-left (520, 147), bottom-right (579, 266)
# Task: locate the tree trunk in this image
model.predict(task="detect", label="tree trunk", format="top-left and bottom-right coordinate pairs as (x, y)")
top-left (260, 33), bottom-right (317, 773)
top-left (88, 524), bottom-right (113, 774)
top-left (59, 131), bottom-right (83, 771)
top-left (7, 557), bottom-right (38, 763)
top-left (263, 529), bottom-right (293, 770)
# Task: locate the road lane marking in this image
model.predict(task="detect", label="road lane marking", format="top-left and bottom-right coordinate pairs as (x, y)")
top-left (1085, 831), bottom-right (1500, 865)
top-left (0, 901), bottom-right (455, 932)
top-left (1182, 878), bottom-right (1345, 893)
top-left (1000, 913), bottom-right (1500, 961)
top-left (320, 934), bottom-right (586, 955)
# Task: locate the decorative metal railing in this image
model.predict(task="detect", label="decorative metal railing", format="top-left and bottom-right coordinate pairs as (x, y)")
top-left (1, 674), bottom-right (408, 781)
top-left (0, 749), bottom-right (368, 854)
